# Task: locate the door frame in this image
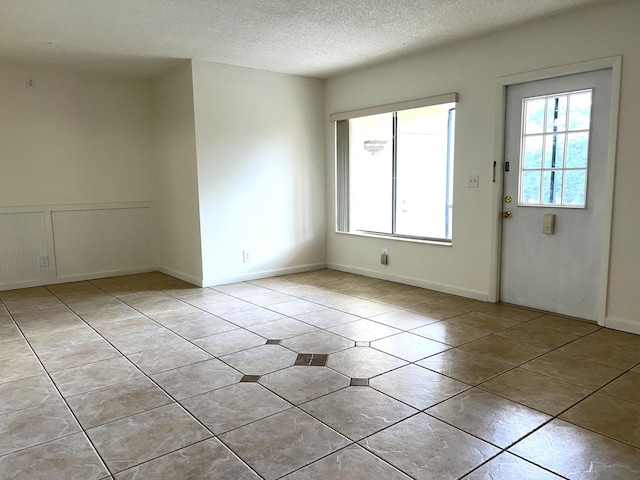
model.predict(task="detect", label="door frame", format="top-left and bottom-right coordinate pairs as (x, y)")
top-left (488, 56), bottom-right (622, 326)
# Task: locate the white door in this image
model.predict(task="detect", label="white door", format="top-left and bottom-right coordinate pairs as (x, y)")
top-left (501, 69), bottom-right (612, 321)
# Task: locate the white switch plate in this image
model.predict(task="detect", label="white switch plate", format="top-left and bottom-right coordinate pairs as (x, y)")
top-left (243, 250), bottom-right (251, 263)
top-left (467, 175), bottom-right (479, 188)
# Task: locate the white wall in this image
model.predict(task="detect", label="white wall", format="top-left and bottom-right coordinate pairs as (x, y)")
top-left (0, 62), bottom-right (155, 288)
top-left (149, 62), bottom-right (203, 284)
top-left (191, 61), bottom-right (326, 285)
top-left (325, 0), bottom-right (640, 330)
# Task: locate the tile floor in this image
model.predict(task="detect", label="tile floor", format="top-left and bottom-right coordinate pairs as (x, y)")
top-left (1, 269), bottom-right (640, 479)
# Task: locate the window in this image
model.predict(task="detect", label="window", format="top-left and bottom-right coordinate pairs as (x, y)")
top-left (519, 90), bottom-right (592, 207)
top-left (333, 94), bottom-right (457, 242)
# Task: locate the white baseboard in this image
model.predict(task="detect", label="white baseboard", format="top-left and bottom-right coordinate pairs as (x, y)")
top-left (155, 266), bottom-right (203, 287)
top-left (327, 263), bottom-right (489, 301)
top-left (202, 263), bottom-right (327, 287)
top-left (0, 266), bottom-right (155, 292)
top-left (604, 316), bottom-right (640, 335)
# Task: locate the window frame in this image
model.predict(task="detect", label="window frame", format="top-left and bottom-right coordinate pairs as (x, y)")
top-left (332, 93), bottom-right (458, 244)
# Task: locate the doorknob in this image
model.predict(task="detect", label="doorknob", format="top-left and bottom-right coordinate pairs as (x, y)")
top-left (503, 211), bottom-right (512, 219)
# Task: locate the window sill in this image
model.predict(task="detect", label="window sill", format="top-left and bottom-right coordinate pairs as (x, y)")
top-left (334, 230), bottom-right (452, 247)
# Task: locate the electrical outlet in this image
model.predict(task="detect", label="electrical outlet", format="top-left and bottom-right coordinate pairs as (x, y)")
top-left (243, 250), bottom-right (251, 263)
top-left (381, 248), bottom-right (389, 265)
top-left (467, 175), bottom-right (479, 188)
top-left (26, 76), bottom-right (36, 89)
top-left (39, 255), bottom-right (49, 267)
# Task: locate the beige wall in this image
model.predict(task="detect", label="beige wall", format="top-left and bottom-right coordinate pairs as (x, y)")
top-left (191, 61), bottom-right (327, 285)
top-left (325, 0), bottom-right (640, 331)
top-left (149, 62), bottom-right (203, 284)
top-left (0, 62), bottom-right (153, 206)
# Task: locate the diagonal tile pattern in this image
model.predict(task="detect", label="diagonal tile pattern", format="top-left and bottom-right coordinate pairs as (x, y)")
top-left (1, 269), bottom-right (639, 478)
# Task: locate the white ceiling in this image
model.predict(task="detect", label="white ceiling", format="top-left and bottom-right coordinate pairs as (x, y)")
top-left (0, 0), bottom-right (612, 79)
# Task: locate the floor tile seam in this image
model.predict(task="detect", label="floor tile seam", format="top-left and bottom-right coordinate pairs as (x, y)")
top-left (407, 326), bottom-right (494, 348)
top-left (0, 429), bottom-right (89, 461)
top-left (516, 315), bottom-right (602, 336)
top-left (467, 449), bottom-right (571, 480)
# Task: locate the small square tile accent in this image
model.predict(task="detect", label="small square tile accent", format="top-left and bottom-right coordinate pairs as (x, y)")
top-left (350, 378), bottom-right (369, 386)
top-left (295, 353), bottom-right (328, 366)
top-left (355, 341), bottom-right (370, 347)
top-left (240, 375), bottom-right (261, 383)
top-left (265, 339), bottom-right (282, 345)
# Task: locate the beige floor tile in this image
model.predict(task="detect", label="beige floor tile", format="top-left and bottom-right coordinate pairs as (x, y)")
top-left (301, 387), bottom-right (417, 441)
top-left (0, 320), bottom-right (22, 343)
top-left (242, 291), bottom-right (297, 307)
top-left (600, 370), bottom-right (640, 405)
top-left (427, 388), bottom-right (551, 448)
top-left (66, 376), bottom-right (172, 429)
top-left (115, 438), bottom-right (260, 480)
top-left (496, 322), bottom-right (580, 349)
top-left (0, 338), bottom-right (32, 360)
top-left (293, 308), bottom-right (361, 328)
top-left (219, 344), bottom-right (297, 375)
top-left (0, 374), bottom-right (61, 415)
top-left (418, 349), bottom-right (513, 385)
top-left (369, 309), bottom-right (440, 330)
top-left (219, 408), bottom-right (350, 480)
top-left (164, 316), bottom-right (239, 340)
top-left (247, 317), bottom-right (319, 339)
top-left (151, 358), bottom-right (242, 400)
top-left (282, 444), bottom-right (412, 480)
top-left (373, 289), bottom-right (446, 307)
top-left (37, 339), bottom-right (121, 372)
top-left (521, 350), bottom-right (624, 390)
top-left (27, 324), bottom-right (103, 352)
top-left (220, 306), bottom-right (285, 327)
top-left (0, 353), bottom-right (45, 384)
top-left (14, 310), bottom-right (86, 336)
top-left (509, 419), bottom-right (640, 479)
top-left (526, 314), bottom-right (600, 335)
top-left (90, 316), bottom-right (160, 339)
top-left (460, 335), bottom-right (549, 365)
top-left (407, 300), bottom-right (474, 319)
top-left (328, 319), bottom-right (401, 342)
top-left (478, 304), bottom-right (542, 322)
top-left (462, 452), bottom-right (563, 479)
top-left (479, 367), bottom-right (591, 415)
top-left (51, 356), bottom-right (143, 397)
top-left (0, 402), bottom-right (80, 456)
top-left (261, 366), bottom-right (350, 405)
top-left (88, 403), bottom-right (211, 473)
top-left (79, 305), bottom-right (146, 325)
top-left (436, 296), bottom-right (488, 310)
top-left (335, 299), bottom-right (398, 317)
top-left (182, 383), bottom-right (291, 433)
top-left (584, 326), bottom-right (640, 349)
top-left (281, 330), bottom-right (354, 354)
top-left (327, 347), bottom-right (407, 378)
top-left (107, 327), bottom-right (184, 354)
top-left (370, 364), bottom-right (469, 409)
top-left (371, 332), bottom-right (450, 361)
top-left (192, 329), bottom-right (266, 356)
top-left (361, 413), bottom-right (499, 480)
top-left (412, 320), bottom-right (491, 346)
top-left (303, 291), bottom-right (362, 308)
top-left (556, 334), bottom-right (640, 369)
top-left (0, 433), bottom-right (109, 480)
top-left (447, 311), bottom-right (521, 332)
top-left (560, 393), bottom-right (640, 448)
top-left (126, 341), bottom-right (212, 375)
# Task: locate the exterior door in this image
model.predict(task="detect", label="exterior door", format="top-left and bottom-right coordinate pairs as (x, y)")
top-left (500, 69), bottom-right (612, 321)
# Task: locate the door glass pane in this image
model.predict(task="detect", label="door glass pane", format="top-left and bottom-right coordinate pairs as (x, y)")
top-left (542, 170), bottom-right (564, 205)
top-left (568, 92), bottom-right (592, 130)
top-left (564, 170), bottom-right (587, 206)
top-left (523, 135), bottom-right (543, 169)
top-left (521, 171), bottom-right (541, 204)
top-left (524, 98), bottom-right (545, 134)
top-left (349, 113), bottom-right (393, 233)
top-left (566, 132), bottom-right (589, 168)
top-left (544, 133), bottom-right (566, 169)
top-left (545, 95), bottom-right (568, 133)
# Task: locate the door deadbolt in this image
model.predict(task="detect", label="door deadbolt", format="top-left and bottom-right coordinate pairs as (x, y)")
top-left (503, 211), bottom-right (512, 219)
top-left (504, 195), bottom-right (512, 203)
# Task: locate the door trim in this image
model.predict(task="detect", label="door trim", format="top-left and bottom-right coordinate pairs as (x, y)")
top-left (489, 56), bottom-right (622, 326)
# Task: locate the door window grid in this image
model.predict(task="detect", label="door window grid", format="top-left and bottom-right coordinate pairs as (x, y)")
top-left (518, 89), bottom-right (592, 208)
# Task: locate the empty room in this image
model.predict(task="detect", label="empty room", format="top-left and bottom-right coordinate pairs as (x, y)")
top-left (1, 0), bottom-right (640, 479)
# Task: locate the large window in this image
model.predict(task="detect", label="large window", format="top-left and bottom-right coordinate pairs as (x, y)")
top-left (334, 94), bottom-right (457, 242)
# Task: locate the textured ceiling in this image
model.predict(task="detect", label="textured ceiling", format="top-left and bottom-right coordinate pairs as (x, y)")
top-left (0, 0), bottom-right (612, 78)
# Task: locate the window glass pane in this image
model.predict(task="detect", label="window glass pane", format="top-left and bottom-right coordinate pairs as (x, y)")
top-left (544, 133), bottom-right (565, 169)
top-left (523, 135), bottom-right (543, 169)
top-left (349, 113), bottom-right (393, 233)
top-left (524, 98), bottom-right (545, 134)
top-left (566, 132), bottom-right (589, 168)
top-left (521, 171), bottom-right (541, 204)
top-left (396, 104), bottom-right (453, 239)
top-left (542, 170), bottom-right (564, 205)
top-left (564, 170), bottom-right (587, 207)
top-left (545, 95), bottom-right (568, 133)
top-left (568, 91), bottom-right (592, 131)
